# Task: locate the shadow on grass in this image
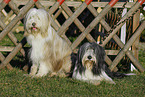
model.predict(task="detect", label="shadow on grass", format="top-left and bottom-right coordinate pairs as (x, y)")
top-left (1, 48), bottom-right (31, 73)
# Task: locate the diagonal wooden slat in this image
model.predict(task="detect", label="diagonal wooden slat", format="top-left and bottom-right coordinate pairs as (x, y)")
top-left (87, 2), bottom-right (144, 72)
top-left (92, 0), bottom-right (145, 72)
top-left (52, 7), bottom-right (72, 45)
top-left (110, 21), bottom-right (145, 72)
top-left (0, 38), bottom-right (27, 69)
top-left (0, 0), bottom-right (37, 41)
top-left (0, 0), bottom-right (11, 24)
top-left (0, 0), bottom-right (66, 69)
top-left (0, 0), bottom-right (38, 69)
top-left (8, 0), bottom-right (20, 15)
top-left (35, 0), bottom-right (91, 46)
top-left (48, 2), bottom-right (60, 15)
top-left (0, 52), bottom-right (13, 70)
top-left (0, 0), bottom-right (144, 73)
top-left (35, 0), bottom-right (44, 8)
top-left (0, 0), bottom-right (8, 11)
top-left (3, 10), bottom-right (14, 23)
top-left (102, 1), bottom-right (142, 47)
top-left (33, 0), bottom-right (60, 32)
top-left (0, 15), bottom-right (25, 56)
top-left (52, 8), bottom-right (62, 28)
top-left (60, 1), bottom-right (115, 69)
top-left (57, 2), bottom-right (88, 36)
top-left (71, 1), bottom-right (116, 50)
top-left (109, 30), bottom-right (145, 72)
top-left (61, 2), bottom-right (96, 43)
top-left (87, 3), bottom-right (117, 68)
top-left (0, 1), bottom-right (20, 69)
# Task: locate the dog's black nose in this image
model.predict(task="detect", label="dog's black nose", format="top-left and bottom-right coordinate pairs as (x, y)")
top-left (32, 22), bottom-right (36, 26)
top-left (87, 55), bottom-right (92, 60)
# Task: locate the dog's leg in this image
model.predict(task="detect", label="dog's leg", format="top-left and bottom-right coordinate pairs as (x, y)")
top-left (24, 62), bottom-right (38, 77)
top-left (101, 70), bottom-right (116, 84)
top-left (28, 64), bottom-right (38, 77)
top-left (35, 61), bottom-right (50, 77)
top-left (88, 80), bottom-right (101, 86)
top-left (61, 56), bottom-right (72, 76)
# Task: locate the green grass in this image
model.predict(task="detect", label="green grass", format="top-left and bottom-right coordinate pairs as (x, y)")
top-left (0, 68), bottom-right (144, 97)
top-left (0, 32), bottom-right (145, 96)
top-left (0, 51), bottom-right (144, 97)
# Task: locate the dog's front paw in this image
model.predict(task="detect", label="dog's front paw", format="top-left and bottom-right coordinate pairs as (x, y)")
top-left (87, 80), bottom-right (101, 86)
top-left (94, 81), bottom-right (101, 86)
top-left (23, 74), bottom-right (36, 78)
top-left (48, 72), bottom-right (57, 77)
top-left (23, 74), bottom-right (29, 76)
top-left (33, 74), bottom-right (46, 78)
top-left (23, 74), bottom-right (32, 77)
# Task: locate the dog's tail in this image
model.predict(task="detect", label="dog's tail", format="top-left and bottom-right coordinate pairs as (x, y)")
top-left (124, 73), bottom-right (136, 76)
top-left (111, 72), bottom-right (136, 79)
top-left (104, 65), bottom-right (136, 79)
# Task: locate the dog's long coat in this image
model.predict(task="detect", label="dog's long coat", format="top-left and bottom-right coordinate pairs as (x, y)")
top-left (24, 8), bottom-right (72, 77)
top-left (72, 42), bottom-right (134, 85)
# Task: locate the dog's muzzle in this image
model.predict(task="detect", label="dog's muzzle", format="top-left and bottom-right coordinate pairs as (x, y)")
top-left (87, 55), bottom-right (92, 60)
top-left (31, 22), bottom-right (37, 30)
top-left (83, 55), bottom-right (96, 70)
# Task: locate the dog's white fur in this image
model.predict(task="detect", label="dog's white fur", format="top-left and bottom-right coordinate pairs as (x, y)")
top-left (24, 8), bottom-right (72, 77)
top-left (73, 67), bottom-right (115, 85)
top-left (72, 42), bottom-right (115, 85)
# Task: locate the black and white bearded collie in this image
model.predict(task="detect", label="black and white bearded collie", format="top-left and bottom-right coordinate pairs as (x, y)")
top-left (72, 42), bottom-right (135, 85)
top-left (24, 8), bottom-right (72, 77)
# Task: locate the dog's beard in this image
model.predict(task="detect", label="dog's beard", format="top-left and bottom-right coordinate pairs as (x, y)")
top-left (26, 18), bottom-right (42, 36)
top-left (29, 26), bottom-right (40, 36)
top-left (82, 49), bottom-right (97, 69)
top-left (24, 8), bottom-right (49, 37)
top-left (82, 56), bottom-right (97, 70)
top-left (83, 60), bottom-right (95, 70)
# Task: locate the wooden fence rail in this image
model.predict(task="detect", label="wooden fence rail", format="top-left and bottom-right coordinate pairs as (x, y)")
top-left (0, 0), bottom-right (145, 72)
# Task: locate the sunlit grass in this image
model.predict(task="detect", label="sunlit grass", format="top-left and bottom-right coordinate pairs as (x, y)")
top-left (0, 32), bottom-right (144, 96)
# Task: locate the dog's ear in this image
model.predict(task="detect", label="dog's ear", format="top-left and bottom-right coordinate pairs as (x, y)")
top-left (98, 46), bottom-right (106, 70)
top-left (77, 42), bottom-right (90, 63)
top-left (77, 47), bottom-right (83, 64)
top-left (93, 42), bottom-right (106, 70)
top-left (24, 8), bottom-right (38, 34)
top-left (24, 8), bottom-right (37, 25)
top-left (94, 43), bottom-right (105, 61)
top-left (23, 10), bottom-right (30, 37)
top-left (99, 46), bottom-right (106, 59)
top-left (24, 13), bottom-right (27, 32)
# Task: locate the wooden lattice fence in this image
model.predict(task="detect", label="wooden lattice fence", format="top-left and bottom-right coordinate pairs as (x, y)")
top-left (0, 0), bottom-right (145, 72)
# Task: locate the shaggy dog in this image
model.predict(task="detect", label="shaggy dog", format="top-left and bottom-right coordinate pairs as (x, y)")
top-left (72, 42), bottom-right (134, 85)
top-left (24, 8), bottom-right (72, 77)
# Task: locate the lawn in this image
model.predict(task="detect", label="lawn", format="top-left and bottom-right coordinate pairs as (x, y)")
top-left (0, 48), bottom-right (144, 97)
top-left (0, 32), bottom-right (145, 96)
top-left (0, 68), bottom-right (144, 97)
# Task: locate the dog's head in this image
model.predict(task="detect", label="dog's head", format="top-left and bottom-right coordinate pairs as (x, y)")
top-left (24, 8), bottom-right (51, 37)
top-left (76, 42), bottom-right (106, 75)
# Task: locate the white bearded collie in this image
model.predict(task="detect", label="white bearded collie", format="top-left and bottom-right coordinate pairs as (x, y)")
top-left (72, 42), bottom-right (135, 85)
top-left (24, 8), bottom-right (72, 77)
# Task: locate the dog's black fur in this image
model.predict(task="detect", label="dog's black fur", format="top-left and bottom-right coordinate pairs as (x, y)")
top-left (71, 42), bottom-right (131, 80)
